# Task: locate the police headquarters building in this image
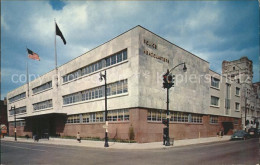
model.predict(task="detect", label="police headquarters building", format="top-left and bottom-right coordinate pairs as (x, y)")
top-left (7, 26), bottom-right (242, 143)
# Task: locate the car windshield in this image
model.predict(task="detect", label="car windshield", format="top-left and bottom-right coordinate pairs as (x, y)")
top-left (233, 131), bottom-right (245, 136)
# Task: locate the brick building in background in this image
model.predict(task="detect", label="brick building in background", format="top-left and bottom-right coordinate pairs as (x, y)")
top-left (1, 98), bottom-right (8, 134)
top-left (7, 26), bottom-right (243, 143)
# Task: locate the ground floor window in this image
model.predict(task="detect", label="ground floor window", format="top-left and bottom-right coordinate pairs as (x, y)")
top-left (9, 120), bottom-right (26, 126)
top-left (66, 109), bottom-right (129, 124)
top-left (147, 109), bottom-right (202, 123)
top-left (107, 109), bottom-right (129, 122)
top-left (66, 114), bottom-right (80, 124)
top-left (147, 109), bottom-right (166, 121)
top-left (171, 112), bottom-right (189, 123)
top-left (191, 114), bottom-right (203, 123)
top-left (234, 118), bottom-right (239, 125)
top-left (210, 116), bottom-right (218, 124)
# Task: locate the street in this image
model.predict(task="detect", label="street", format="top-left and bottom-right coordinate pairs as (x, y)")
top-left (1, 138), bottom-right (259, 165)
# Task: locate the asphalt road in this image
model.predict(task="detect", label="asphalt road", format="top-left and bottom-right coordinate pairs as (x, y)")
top-left (1, 138), bottom-right (259, 165)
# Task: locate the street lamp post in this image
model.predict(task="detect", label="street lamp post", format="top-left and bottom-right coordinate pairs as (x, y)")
top-left (163, 63), bottom-right (187, 146)
top-left (100, 70), bottom-right (109, 148)
top-left (11, 106), bottom-right (17, 141)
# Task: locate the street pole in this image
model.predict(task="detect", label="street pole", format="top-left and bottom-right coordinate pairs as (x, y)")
top-left (104, 70), bottom-right (109, 148)
top-left (100, 70), bottom-right (109, 147)
top-left (245, 96), bottom-right (247, 131)
top-left (12, 106), bottom-right (17, 141)
top-left (166, 87), bottom-right (170, 146)
top-left (162, 62), bottom-right (187, 146)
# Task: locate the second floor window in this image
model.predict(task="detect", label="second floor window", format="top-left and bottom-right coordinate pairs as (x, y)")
top-left (211, 96), bottom-right (219, 106)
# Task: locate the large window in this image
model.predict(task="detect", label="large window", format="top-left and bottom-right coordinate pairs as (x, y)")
top-left (191, 114), bottom-right (203, 123)
top-left (211, 96), bottom-right (219, 106)
top-left (147, 109), bottom-right (166, 122)
top-left (8, 92), bottom-right (26, 103)
top-left (32, 81), bottom-right (52, 94)
top-left (63, 79), bottom-right (128, 105)
top-left (147, 110), bottom-right (202, 124)
top-left (107, 109), bottom-right (129, 122)
top-left (66, 109), bottom-right (129, 124)
top-left (66, 114), bottom-right (80, 124)
top-left (211, 77), bottom-right (220, 88)
top-left (33, 100), bottom-right (53, 111)
top-left (9, 121), bottom-right (26, 127)
top-left (63, 49), bottom-right (127, 83)
top-left (9, 106), bottom-right (26, 116)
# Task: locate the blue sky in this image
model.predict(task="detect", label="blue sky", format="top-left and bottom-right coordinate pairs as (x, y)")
top-left (1, 0), bottom-right (259, 99)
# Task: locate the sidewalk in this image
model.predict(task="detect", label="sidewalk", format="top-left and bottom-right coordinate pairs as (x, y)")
top-left (1, 136), bottom-right (231, 150)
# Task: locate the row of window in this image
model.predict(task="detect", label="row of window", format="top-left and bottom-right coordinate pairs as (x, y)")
top-left (9, 50), bottom-right (127, 102)
top-left (9, 121), bottom-right (26, 127)
top-left (66, 109), bottom-right (129, 124)
top-left (147, 110), bottom-right (203, 123)
top-left (211, 77), bottom-right (240, 96)
top-left (33, 100), bottom-right (53, 111)
top-left (210, 96), bottom-right (240, 111)
top-left (63, 49), bottom-right (127, 83)
top-left (8, 92), bottom-right (26, 103)
top-left (32, 81), bottom-right (52, 94)
top-left (63, 79), bottom-right (128, 105)
top-left (9, 106), bottom-right (26, 116)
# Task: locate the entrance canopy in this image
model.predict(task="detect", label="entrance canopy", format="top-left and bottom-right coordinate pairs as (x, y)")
top-left (16, 112), bottom-right (67, 120)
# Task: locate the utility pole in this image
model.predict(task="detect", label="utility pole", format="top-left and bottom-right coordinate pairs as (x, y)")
top-left (11, 106), bottom-right (17, 141)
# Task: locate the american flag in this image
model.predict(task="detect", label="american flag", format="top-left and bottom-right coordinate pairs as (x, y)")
top-left (27, 48), bottom-right (40, 61)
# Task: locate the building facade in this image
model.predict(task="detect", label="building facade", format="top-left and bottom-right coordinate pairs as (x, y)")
top-left (0, 98), bottom-right (8, 127)
top-left (7, 26), bottom-right (242, 143)
top-left (222, 57), bottom-right (260, 129)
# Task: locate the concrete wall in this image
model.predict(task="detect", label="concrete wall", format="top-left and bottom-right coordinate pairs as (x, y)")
top-left (209, 70), bottom-right (241, 118)
top-left (137, 27), bottom-right (210, 114)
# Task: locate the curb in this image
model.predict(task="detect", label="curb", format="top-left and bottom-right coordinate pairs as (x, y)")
top-left (1, 136), bottom-right (231, 150)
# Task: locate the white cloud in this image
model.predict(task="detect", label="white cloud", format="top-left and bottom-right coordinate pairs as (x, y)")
top-left (1, 1), bottom-right (259, 99)
top-left (1, 15), bottom-right (9, 30)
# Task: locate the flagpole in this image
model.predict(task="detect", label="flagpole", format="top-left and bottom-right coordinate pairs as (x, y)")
top-left (26, 47), bottom-right (29, 97)
top-left (54, 19), bottom-right (57, 70)
top-left (26, 61), bottom-right (29, 97)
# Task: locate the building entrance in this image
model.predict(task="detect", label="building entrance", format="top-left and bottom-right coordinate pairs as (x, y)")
top-left (24, 113), bottom-right (66, 138)
top-left (222, 122), bottom-right (234, 135)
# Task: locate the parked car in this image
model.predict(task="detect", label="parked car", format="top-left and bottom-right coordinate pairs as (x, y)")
top-left (248, 128), bottom-right (259, 138)
top-left (230, 130), bottom-right (250, 140)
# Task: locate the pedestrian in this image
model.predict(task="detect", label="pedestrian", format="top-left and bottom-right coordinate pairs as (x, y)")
top-left (77, 132), bottom-right (81, 143)
top-left (34, 134), bottom-right (39, 142)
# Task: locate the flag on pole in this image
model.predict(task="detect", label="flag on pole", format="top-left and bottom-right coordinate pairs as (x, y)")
top-left (27, 48), bottom-right (40, 61)
top-left (56, 23), bottom-right (66, 45)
